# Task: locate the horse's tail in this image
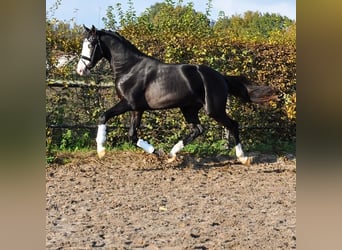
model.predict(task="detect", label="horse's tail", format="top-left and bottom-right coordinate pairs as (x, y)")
top-left (224, 75), bottom-right (277, 104)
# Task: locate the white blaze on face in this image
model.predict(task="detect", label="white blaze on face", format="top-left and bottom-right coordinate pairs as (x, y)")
top-left (76, 38), bottom-right (92, 76)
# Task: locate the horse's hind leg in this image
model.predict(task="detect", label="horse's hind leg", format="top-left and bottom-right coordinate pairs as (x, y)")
top-left (168, 106), bottom-right (203, 162)
top-left (209, 112), bottom-right (250, 165)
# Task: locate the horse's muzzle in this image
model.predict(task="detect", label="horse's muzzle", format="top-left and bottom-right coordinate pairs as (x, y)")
top-left (76, 59), bottom-right (91, 76)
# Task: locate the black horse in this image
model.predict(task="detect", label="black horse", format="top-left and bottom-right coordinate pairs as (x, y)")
top-left (76, 25), bottom-right (275, 164)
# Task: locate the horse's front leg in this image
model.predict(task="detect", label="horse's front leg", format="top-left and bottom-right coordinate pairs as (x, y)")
top-left (129, 111), bottom-right (156, 154)
top-left (96, 100), bottom-right (131, 158)
top-left (167, 106), bottom-right (203, 162)
top-left (128, 111), bottom-right (153, 153)
top-left (129, 111), bottom-right (167, 156)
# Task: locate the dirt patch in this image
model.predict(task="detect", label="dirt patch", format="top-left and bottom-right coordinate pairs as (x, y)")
top-left (46, 151), bottom-right (296, 249)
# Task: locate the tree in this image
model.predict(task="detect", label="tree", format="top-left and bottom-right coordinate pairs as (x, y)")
top-left (213, 11), bottom-right (294, 40)
top-left (139, 1), bottom-right (211, 34)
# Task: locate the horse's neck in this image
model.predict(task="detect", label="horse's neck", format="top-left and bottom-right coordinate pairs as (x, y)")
top-left (110, 56), bottom-right (139, 79)
top-left (109, 47), bottom-right (144, 81)
top-left (101, 35), bottom-right (148, 82)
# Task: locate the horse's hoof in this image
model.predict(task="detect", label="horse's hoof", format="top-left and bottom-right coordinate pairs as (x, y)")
top-left (166, 155), bottom-right (177, 163)
top-left (239, 156), bottom-right (251, 165)
top-left (153, 149), bottom-right (165, 157)
top-left (97, 149), bottom-right (106, 159)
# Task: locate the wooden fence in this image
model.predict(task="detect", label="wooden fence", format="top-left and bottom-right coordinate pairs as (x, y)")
top-left (46, 81), bottom-right (295, 150)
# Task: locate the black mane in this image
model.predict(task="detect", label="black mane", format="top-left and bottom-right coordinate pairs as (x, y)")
top-left (99, 29), bottom-right (145, 57)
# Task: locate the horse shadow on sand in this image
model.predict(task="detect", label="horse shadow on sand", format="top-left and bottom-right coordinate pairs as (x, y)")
top-left (177, 152), bottom-right (279, 169)
top-left (137, 151), bottom-right (284, 172)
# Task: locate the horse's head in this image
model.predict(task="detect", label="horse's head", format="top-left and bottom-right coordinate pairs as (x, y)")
top-left (76, 25), bottom-right (104, 76)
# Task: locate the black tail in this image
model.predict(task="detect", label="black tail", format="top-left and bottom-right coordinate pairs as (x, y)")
top-left (225, 75), bottom-right (277, 104)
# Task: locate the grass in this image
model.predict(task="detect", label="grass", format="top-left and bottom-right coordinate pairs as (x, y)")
top-left (183, 140), bottom-right (231, 157)
top-left (248, 140), bottom-right (296, 155)
top-left (47, 138), bottom-right (295, 164)
top-left (183, 139), bottom-right (295, 157)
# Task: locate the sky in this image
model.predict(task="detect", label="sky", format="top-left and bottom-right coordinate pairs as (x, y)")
top-left (46, 0), bottom-right (296, 28)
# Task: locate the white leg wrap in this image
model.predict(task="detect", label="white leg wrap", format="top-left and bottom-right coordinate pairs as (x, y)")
top-left (235, 143), bottom-right (244, 158)
top-left (170, 140), bottom-right (184, 157)
top-left (136, 139), bottom-right (155, 154)
top-left (96, 124), bottom-right (106, 152)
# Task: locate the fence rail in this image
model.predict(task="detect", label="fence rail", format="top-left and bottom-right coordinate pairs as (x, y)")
top-left (46, 80), bottom-right (291, 131)
top-left (46, 123), bottom-right (283, 131)
top-left (46, 80), bottom-right (295, 149)
top-left (46, 81), bottom-right (115, 88)
top-left (47, 124), bottom-right (121, 129)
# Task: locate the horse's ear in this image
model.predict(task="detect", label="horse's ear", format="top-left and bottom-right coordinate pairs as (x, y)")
top-left (83, 24), bottom-right (90, 32)
top-left (91, 25), bottom-right (96, 32)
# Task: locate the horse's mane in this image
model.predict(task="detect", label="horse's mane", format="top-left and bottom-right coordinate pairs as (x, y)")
top-left (98, 29), bottom-right (145, 56)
